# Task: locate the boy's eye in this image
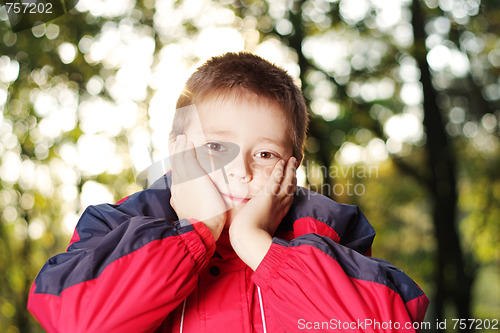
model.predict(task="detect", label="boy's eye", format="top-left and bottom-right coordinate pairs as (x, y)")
top-left (255, 151), bottom-right (277, 159)
top-left (206, 142), bottom-right (226, 152)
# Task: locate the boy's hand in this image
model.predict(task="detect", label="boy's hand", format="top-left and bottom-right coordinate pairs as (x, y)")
top-left (170, 135), bottom-right (227, 241)
top-left (229, 156), bottom-right (297, 270)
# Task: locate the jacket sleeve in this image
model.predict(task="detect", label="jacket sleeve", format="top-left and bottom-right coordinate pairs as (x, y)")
top-left (27, 175), bottom-right (215, 333)
top-left (252, 236), bottom-right (429, 332)
top-left (253, 188), bottom-right (429, 332)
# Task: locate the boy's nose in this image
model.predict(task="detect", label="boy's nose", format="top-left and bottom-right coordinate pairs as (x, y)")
top-left (225, 153), bottom-right (253, 183)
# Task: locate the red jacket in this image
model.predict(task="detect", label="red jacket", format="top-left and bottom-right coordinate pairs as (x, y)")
top-left (28, 174), bottom-right (429, 332)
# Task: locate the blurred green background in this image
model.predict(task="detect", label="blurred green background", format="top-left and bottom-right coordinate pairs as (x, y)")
top-left (0, 0), bottom-right (499, 332)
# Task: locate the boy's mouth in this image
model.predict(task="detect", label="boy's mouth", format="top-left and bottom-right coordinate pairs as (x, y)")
top-left (221, 192), bottom-right (251, 204)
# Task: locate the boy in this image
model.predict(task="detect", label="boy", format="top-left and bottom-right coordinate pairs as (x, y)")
top-left (28, 52), bottom-right (429, 332)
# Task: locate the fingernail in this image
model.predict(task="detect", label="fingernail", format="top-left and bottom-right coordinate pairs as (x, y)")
top-left (280, 159), bottom-right (285, 166)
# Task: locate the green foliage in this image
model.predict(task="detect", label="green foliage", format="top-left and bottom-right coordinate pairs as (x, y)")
top-left (0, 3), bottom-right (138, 332)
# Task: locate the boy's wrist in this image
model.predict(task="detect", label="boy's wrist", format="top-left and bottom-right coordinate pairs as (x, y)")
top-left (230, 223), bottom-right (273, 270)
top-left (205, 219), bottom-right (224, 241)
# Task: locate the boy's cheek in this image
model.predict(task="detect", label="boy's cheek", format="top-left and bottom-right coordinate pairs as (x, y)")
top-left (251, 163), bottom-right (275, 180)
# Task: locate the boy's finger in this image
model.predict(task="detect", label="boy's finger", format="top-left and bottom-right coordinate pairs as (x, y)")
top-left (182, 140), bottom-right (197, 169)
top-left (180, 140), bottom-right (207, 182)
top-left (172, 135), bottom-right (186, 161)
top-left (172, 135), bottom-right (205, 184)
top-left (171, 135), bottom-right (186, 183)
top-left (282, 157), bottom-right (297, 196)
top-left (284, 177), bottom-right (297, 196)
top-left (266, 159), bottom-right (285, 195)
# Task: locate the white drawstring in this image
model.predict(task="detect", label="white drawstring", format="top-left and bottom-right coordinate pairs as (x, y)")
top-left (180, 298), bottom-right (186, 333)
top-left (257, 286), bottom-right (268, 333)
top-left (179, 288), bottom-right (268, 333)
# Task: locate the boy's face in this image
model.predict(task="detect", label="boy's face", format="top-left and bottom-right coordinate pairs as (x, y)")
top-left (180, 94), bottom-right (294, 225)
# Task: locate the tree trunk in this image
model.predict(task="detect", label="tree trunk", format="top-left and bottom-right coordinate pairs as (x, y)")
top-left (411, 0), bottom-right (474, 330)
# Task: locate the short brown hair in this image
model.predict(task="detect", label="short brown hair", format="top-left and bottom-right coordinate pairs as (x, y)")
top-left (170, 52), bottom-right (309, 161)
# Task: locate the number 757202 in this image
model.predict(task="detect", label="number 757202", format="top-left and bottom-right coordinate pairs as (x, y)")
top-left (4, 2), bottom-right (53, 14)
